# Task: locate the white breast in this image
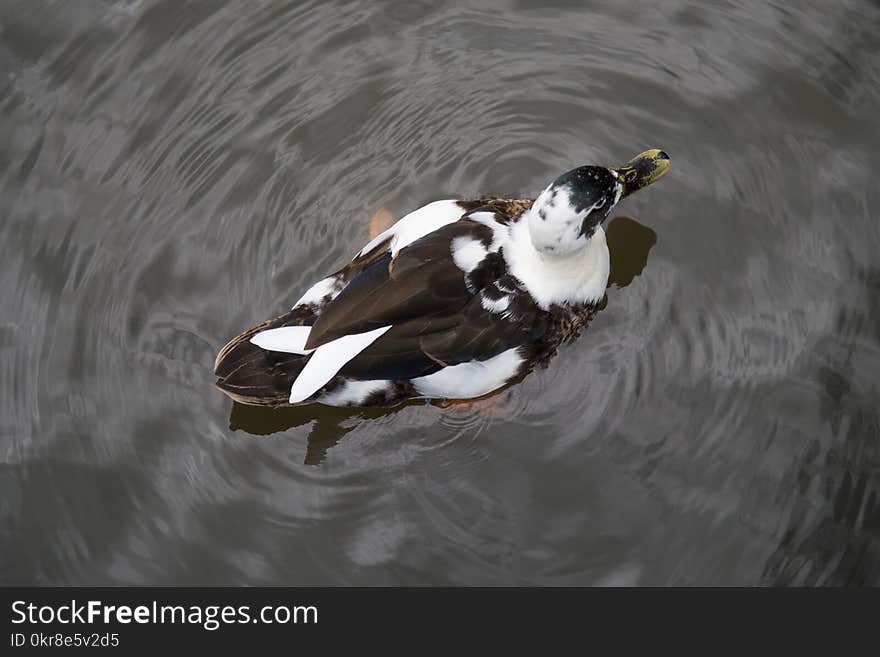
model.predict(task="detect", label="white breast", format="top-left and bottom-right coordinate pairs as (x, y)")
top-left (504, 219), bottom-right (610, 309)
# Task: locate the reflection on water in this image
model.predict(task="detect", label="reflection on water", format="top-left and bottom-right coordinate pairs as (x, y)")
top-left (1, 0), bottom-right (879, 585)
top-left (760, 265), bottom-right (880, 586)
top-left (230, 403), bottom-right (390, 465)
top-left (229, 215), bottom-right (658, 464)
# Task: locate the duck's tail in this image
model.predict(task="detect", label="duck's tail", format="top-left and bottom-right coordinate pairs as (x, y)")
top-left (214, 307), bottom-right (315, 407)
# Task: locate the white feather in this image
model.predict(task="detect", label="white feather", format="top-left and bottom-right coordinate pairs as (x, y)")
top-left (411, 348), bottom-right (524, 399)
top-left (467, 211), bottom-right (508, 250)
top-left (250, 326), bottom-right (314, 355)
top-left (450, 236), bottom-right (487, 273)
top-left (466, 211), bottom-right (499, 223)
top-left (526, 185), bottom-right (583, 254)
top-left (480, 294), bottom-right (510, 314)
top-left (293, 275), bottom-right (341, 309)
top-left (505, 218), bottom-right (609, 309)
top-left (526, 185), bottom-right (606, 257)
top-left (357, 200), bottom-right (465, 258)
top-left (449, 211), bottom-right (509, 274)
top-left (288, 325), bottom-right (392, 404)
top-left (318, 379), bottom-right (389, 407)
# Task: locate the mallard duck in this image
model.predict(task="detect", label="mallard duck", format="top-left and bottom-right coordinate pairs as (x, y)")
top-left (214, 149), bottom-right (670, 408)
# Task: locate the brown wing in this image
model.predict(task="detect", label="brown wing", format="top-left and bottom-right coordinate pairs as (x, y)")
top-left (304, 219), bottom-right (497, 349)
top-left (337, 287), bottom-right (548, 381)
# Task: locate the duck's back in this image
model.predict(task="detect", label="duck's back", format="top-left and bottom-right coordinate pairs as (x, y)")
top-left (214, 196), bottom-right (602, 408)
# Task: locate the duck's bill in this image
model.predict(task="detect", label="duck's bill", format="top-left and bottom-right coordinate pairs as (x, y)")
top-left (613, 149), bottom-right (671, 198)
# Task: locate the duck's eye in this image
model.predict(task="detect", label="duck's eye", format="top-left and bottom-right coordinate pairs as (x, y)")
top-left (624, 169), bottom-right (639, 184)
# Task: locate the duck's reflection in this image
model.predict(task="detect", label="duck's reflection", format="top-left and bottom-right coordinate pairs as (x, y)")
top-left (605, 215), bottom-right (657, 289)
top-left (227, 215), bottom-right (657, 463)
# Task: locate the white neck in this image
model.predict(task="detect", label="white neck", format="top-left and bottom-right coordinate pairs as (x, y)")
top-left (504, 216), bottom-right (609, 309)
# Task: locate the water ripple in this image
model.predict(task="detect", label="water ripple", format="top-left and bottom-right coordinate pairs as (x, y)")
top-left (1, 0), bottom-right (879, 584)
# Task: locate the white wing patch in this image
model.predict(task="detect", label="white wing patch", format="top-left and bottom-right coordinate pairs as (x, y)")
top-left (411, 348), bottom-right (524, 399)
top-left (288, 325), bottom-right (393, 404)
top-left (250, 326), bottom-right (314, 355)
top-left (450, 210), bottom-right (510, 276)
top-left (467, 210), bottom-right (508, 250)
top-left (450, 236), bottom-right (488, 273)
top-left (357, 200), bottom-right (465, 259)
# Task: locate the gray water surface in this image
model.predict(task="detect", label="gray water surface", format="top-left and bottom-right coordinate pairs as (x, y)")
top-left (2, 0), bottom-right (879, 585)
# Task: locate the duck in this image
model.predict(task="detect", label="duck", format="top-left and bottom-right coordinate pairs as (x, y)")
top-left (214, 149), bottom-right (670, 408)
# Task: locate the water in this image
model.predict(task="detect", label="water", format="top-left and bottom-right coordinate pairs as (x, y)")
top-left (2, 0), bottom-right (879, 586)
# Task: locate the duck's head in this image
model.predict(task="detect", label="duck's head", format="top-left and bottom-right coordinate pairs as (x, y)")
top-left (526, 149), bottom-right (670, 255)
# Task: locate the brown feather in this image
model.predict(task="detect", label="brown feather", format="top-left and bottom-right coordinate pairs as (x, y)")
top-left (304, 220), bottom-right (495, 349)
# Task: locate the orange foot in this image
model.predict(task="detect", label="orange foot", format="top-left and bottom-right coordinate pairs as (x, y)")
top-left (369, 207), bottom-right (394, 239)
top-left (435, 392), bottom-right (513, 417)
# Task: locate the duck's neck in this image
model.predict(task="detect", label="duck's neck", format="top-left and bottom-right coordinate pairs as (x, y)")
top-left (504, 214), bottom-right (610, 310)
